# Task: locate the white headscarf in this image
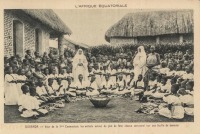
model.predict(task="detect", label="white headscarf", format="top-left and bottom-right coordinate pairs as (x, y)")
top-left (133, 46), bottom-right (147, 68)
top-left (72, 49), bottom-right (88, 64)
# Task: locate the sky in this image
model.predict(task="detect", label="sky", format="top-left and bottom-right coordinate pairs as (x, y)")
top-left (53, 9), bottom-right (136, 46)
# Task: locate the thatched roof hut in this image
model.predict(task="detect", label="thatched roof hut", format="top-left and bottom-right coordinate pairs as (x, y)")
top-left (105, 10), bottom-right (193, 42)
top-left (7, 9), bottom-right (72, 36)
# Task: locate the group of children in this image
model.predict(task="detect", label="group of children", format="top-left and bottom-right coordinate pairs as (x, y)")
top-left (4, 47), bottom-right (194, 119)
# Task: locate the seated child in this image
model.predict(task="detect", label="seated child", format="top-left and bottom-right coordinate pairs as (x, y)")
top-left (143, 73), bottom-right (157, 97)
top-left (36, 81), bottom-right (54, 103)
top-left (181, 66), bottom-right (193, 81)
top-left (159, 84), bottom-right (184, 119)
top-left (159, 61), bottom-right (169, 75)
top-left (178, 88), bottom-right (194, 116)
top-left (18, 85), bottom-right (48, 118)
top-left (75, 74), bottom-right (88, 97)
top-left (86, 74), bottom-right (100, 96)
top-left (100, 73), bottom-right (116, 95)
top-left (152, 76), bottom-right (170, 99)
top-left (65, 76), bottom-right (77, 97)
top-left (115, 73), bottom-right (130, 95)
top-left (133, 74), bottom-right (145, 101)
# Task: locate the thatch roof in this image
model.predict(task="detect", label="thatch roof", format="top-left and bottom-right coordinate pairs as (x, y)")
top-left (20, 9), bottom-right (72, 35)
top-left (64, 38), bottom-right (90, 49)
top-left (105, 10), bottom-right (193, 42)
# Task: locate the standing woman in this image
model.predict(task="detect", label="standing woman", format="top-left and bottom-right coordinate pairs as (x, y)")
top-left (144, 45), bottom-right (161, 89)
top-left (146, 45), bottom-right (160, 72)
top-left (133, 46), bottom-right (147, 79)
top-left (72, 49), bottom-right (89, 83)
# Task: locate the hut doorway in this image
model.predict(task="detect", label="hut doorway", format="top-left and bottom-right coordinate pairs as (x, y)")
top-left (35, 28), bottom-right (42, 54)
top-left (13, 20), bottom-right (23, 57)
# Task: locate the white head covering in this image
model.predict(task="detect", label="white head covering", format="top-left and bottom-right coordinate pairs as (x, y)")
top-left (72, 49), bottom-right (87, 62)
top-left (133, 46), bottom-right (147, 68)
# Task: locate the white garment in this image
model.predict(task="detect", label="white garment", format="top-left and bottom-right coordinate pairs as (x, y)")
top-left (72, 49), bottom-right (89, 83)
top-left (101, 79), bottom-right (115, 89)
top-left (36, 86), bottom-right (48, 96)
top-left (179, 95), bottom-right (194, 116)
top-left (160, 68), bottom-right (170, 75)
top-left (92, 68), bottom-right (102, 87)
top-left (148, 80), bottom-right (157, 89)
top-left (4, 74), bottom-right (19, 105)
top-left (86, 81), bottom-right (99, 96)
top-left (182, 72), bottom-right (193, 80)
top-left (159, 95), bottom-right (184, 119)
top-left (16, 75), bottom-right (27, 96)
top-left (18, 94), bottom-right (40, 110)
top-left (133, 46), bottom-right (147, 78)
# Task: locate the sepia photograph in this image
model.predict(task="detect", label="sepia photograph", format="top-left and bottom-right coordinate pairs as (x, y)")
top-left (3, 9), bottom-right (194, 123)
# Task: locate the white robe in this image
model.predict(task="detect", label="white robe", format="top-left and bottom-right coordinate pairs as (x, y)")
top-left (4, 74), bottom-right (19, 105)
top-left (133, 46), bottom-right (147, 78)
top-left (86, 81), bottom-right (99, 96)
top-left (72, 49), bottom-right (89, 83)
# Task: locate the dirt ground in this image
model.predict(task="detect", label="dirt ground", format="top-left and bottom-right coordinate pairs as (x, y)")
top-left (4, 97), bottom-right (194, 123)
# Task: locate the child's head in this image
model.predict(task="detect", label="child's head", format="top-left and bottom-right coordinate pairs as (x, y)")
top-left (178, 53), bottom-right (183, 59)
top-left (44, 68), bottom-right (49, 75)
top-left (35, 64), bottom-right (41, 71)
top-left (23, 59), bottom-right (29, 65)
top-left (57, 78), bottom-right (62, 85)
top-left (105, 73), bottom-right (110, 81)
top-left (149, 73), bottom-right (156, 81)
top-left (19, 68), bottom-right (25, 75)
top-left (161, 61), bottom-right (167, 68)
top-left (21, 84), bottom-right (30, 95)
top-left (38, 81), bottom-right (43, 87)
top-left (7, 66), bottom-right (13, 74)
top-left (26, 50), bottom-right (31, 55)
top-left (170, 77), bottom-right (177, 85)
top-left (156, 74), bottom-right (162, 82)
top-left (168, 53), bottom-right (172, 59)
top-left (88, 66), bottom-right (93, 72)
top-left (185, 65), bottom-right (191, 73)
top-left (171, 84), bottom-right (179, 94)
top-left (34, 51), bottom-right (40, 57)
top-left (118, 73), bottom-right (123, 81)
top-left (176, 64), bottom-right (182, 71)
top-left (138, 74), bottom-right (143, 81)
top-left (161, 76), bottom-right (167, 85)
top-left (93, 62), bottom-right (98, 68)
top-left (51, 68), bottom-right (56, 74)
top-left (186, 80), bottom-right (194, 91)
top-left (129, 65), bottom-right (134, 70)
top-left (168, 63), bottom-right (174, 70)
top-left (60, 69), bottom-right (65, 74)
top-left (78, 74), bottom-right (83, 81)
top-left (12, 66), bottom-right (18, 74)
top-left (66, 66), bottom-right (71, 73)
top-left (48, 78), bottom-right (53, 86)
top-left (90, 75), bottom-right (96, 82)
top-left (119, 63), bottom-right (124, 69)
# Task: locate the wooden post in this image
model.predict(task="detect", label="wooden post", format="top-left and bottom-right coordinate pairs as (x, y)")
top-left (58, 34), bottom-right (64, 56)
